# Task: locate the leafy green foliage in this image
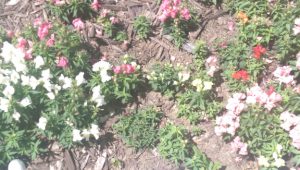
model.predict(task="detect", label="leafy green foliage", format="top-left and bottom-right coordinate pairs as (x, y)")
top-left (158, 123), bottom-right (193, 165)
top-left (47, 0), bottom-right (95, 23)
top-left (238, 106), bottom-right (290, 157)
top-left (113, 107), bottom-right (162, 150)
top-left (133, 16), bottom-right (151, 40)
top-left (98, 11), bottom-right (128, 42)
top-left (185, 147), bottom-right (222, 170)
top-left (177, 89), bottom-right (222, 124)
top-left (158, 124), bottom-right (221, 169)
top-left (147, 63), bottom-right (183, 97)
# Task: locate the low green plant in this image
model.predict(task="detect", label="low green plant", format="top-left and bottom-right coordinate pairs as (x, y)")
top-left (98, 10), bottom-right (128, 42)
top-left (113, 107), bottom-right (162, 150)
top-left (158, 123), bottom-right (221, 169)
top-left (90, 55), bottom-right (143, 104)
top-left (47, 0), bottom-right (95, 23)
top-left (185, 147), bottom-right (222, 170)
top-left (193, 40), bottom-right (209, 65)
top-left (147, 63), bottom-right (185, 97)
top-left (238, 106), bottom-right (290, 157)
top-left (158, 123), bottom-right (192, 165)
top-left (133, 16), bottom-right (151, 40)
top-left (177, 89), bottom-right (222, 124)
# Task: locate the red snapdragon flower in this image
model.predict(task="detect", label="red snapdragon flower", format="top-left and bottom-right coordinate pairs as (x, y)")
top-left (252, 45), bottom-right (266, 59)
top-left (232, 70), bottom-right (249, 81)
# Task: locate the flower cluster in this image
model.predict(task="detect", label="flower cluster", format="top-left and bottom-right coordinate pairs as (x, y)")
top-left (92, 60), bottom-right (112, 82)
top-left (280, 111), bottom-right (300, 149)
top-left (72, 18), bottom-right (85, 31)
top-left (232, 70), bottom-right (249, 81)
top-left (273, 66), bottom-right (294, 85)
top-left (205, 56), bottom-right (219, 77)
top-left (113, 63), bottom-right (136, 74)
top-left (91, 0), bottom-right (101, 11)
top-left (230, 136), bottom-right (248, 156)
top-left (246, 85), bottom-right (282, 111)
top-left (215, 93), bottom-right (246, 136)
top-left (191, 79), bottom-right (213, 92)
top-left (158, 0), bottom-right (191, 23)
top-left (257, 144), bottom-right (285, 168)
top-left (252, 45), bottom-right (266, 59)
top-left (73, 124), bottom-right (100, 142)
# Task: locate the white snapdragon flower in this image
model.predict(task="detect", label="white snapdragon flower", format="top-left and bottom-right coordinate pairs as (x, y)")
top-left (0, 97), bottom-right (10, 112)
top-left (0, 42), bottom-right (24, 64)
top-left (58, 74), bottom-right (72, 89)
top-left (178, 71), bottom-right (190, 82)
top-left (81, 129), bottom-right (91, 140)
top-left (257, 156), bottom-right (270, 167)
top-left (41, 69), bottom-right (52, 81)
top-left (21, 75), bottom-right (30, 86)
top-left (46, 92), bottom-right (55, 100)
top-left (91, 85), bottom-right (106, 107)
top-left (273, 158), bottom-right (285, 168)
top-left (19, 97), bottom-right (32, 107)
top-left (29, 76), bottom-right (40, 90)
top-left (100, 71), bottom-right (111, 83)
top-left (13, 60), bottom-right (27, 73)
top-left (43, 80), bottom-right (52, 92)
top-left (0, 74), bottom-right (10, 85)
top-left (90, 124), bottom-right (100, 140)
top-left (12, 110), bottom-right (20, 121)
top-left (92, 61), bottom-right (112, 82)
top-left (72, 129), bottom-right (83, 142)
top-left (53, 84), bottom-right (61, 94)
top-left (75, 72), bottom-right (86, 86)
top-left (10, 70), bottom-right (20, 84)
top-left (33, 56), bottom-right (45, 69)
top-left (203, 81), bottom-right (213, 91)
top-left (36, 117), bottom-right (47, 130)
top-left (3, 85), bottom-right (15, 99)
top-left (92, 60), bottom-right (111, 72)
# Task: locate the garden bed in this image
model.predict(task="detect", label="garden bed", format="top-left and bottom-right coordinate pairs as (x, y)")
top-left (1, 0), bottom-right (300, 170)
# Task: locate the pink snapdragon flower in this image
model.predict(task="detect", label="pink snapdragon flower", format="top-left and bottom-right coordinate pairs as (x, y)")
top-left (38, 22), bottom-right (52, 40)
top-left (53, 0), bottom-right (65, 6)
top-left (17, 38), bottom-right (27, 49)
top-left (246, 85), bottom-right (282, 111)
top-left (230, 136), bottom-right (248, 155)
top-left (280, 111), bottom-right (300, 149)
top-left (205, 55), bottom-right (219, 77)
top-left (33, 18), bottom-right (42, 28)
top-left (158, 0), bottom-right (191, 23)
top-left (6, 30), bottom-right (14, 38)
top-left (101, 9), bottom-right (110, 18)
top-left (113, 66), bottom-right (122, 74)
top-left (181, 8), bottom-right (191, 20)
top-left (293, 18), bottom-right (300, 36)
top-left (113, 64), bottom-right (135, 74)
top-left (110, 17), bottom-right (119, 24)
top-left (215, 93), bottom-right (246, 136)
top-left (280, 111), bottom-right (300, 131)
top-left (273, 66), bottom-right (294, 85)
top-left (296, 52), bottom-right (300, 70)
top-left (56, 56), bottom-right (69, 68)
top-left (72, 18), bottom-right (85, 31)
top-left (46, 34), bottom-right (55, 47)
top-left (91, 0), bottom-right (101, 11)
top-left (227, 20), bottom-right (235, 31)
